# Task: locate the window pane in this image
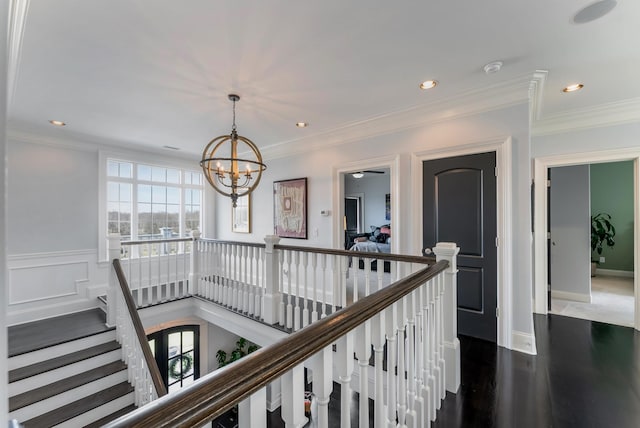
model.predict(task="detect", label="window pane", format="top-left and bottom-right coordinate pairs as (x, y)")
top-left (167, 187), bottom-right (180, 204)
top-left (148, 339), bottom-right (156, 357)
top-left (152, 166), bottom-right (166, 183)
top-left (167, 168), bottom-right (180, 184)
top-left (152, 186), bottom-right (166, 203)
top-left (107, 182), bottom-right (119, 201)
top-left (107, 161), bottom-right (119, 177)
top-left (183, 350), bottom-right (194, 376)
top-left (120, 162), bottom-right (132, 178)
top-left (138, 164), bottom-right (152, 182)
top-left (183, 331), bottom-right (194, 352)
top-left (138, 185), bottom-right (152, 203)
top-left (120, 183), bottom-right (131, 202)
top-left (108, 221), bottom-right (118, 233)
top-left (168, 356), bottom-right (181, 382)
top-left (169, 333), bottom-right (182, 355)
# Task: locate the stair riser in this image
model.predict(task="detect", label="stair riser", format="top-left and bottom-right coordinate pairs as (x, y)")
top-left (9, 350), bottom-right (122, 396)
top-left (52, 392), bottom-right (135, 428)
top-left (8, 330), bottom-right (116, 370)
top-left (10, 370), bottom-right (128, 422)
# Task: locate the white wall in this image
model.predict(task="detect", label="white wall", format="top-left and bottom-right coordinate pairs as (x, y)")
top-left (1, 0), bottom-right (10, 419)
top-left (550, 165), bottom-right (591, 300)
top-left (345, 173), bottom-right (390, 229)
top-left (5, 136), bottom-right (213, 324)
top-left (215, 102), bottom-right (536, 348)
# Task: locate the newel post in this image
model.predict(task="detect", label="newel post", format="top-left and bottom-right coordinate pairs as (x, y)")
top-left (433, 242), bottom-right (460, 393)
top-left (106, 233), bottom-right (122, 328)
top-left (263, 235), bottom-right (282, 325)
top-left (189, 229), bottom-right (201, 296)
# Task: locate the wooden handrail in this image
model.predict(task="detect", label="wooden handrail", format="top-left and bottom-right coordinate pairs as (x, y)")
top-left (121, 237), bottom-right (193, 246)
top-left (112, 259), bottom-right (168, 397)
top-left (105, 260), bottom-right (449, 428)
top-left (198, 237), bottom-right (267, 249)
top-left (275, 243), bottom-right (436, 264)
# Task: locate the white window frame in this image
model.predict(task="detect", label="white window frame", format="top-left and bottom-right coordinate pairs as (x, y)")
top-left (99, 150), bottom-right (206, 261)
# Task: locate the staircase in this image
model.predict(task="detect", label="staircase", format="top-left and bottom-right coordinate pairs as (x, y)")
top-left (7, 309), bottom-right (137, 427)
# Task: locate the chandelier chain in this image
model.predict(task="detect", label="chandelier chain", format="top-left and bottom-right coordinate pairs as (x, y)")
top-left (232, 98), bottom-right (237, 133)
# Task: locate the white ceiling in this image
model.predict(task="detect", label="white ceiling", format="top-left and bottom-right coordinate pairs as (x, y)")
top-left (7, 0), bottom-right (640, 157)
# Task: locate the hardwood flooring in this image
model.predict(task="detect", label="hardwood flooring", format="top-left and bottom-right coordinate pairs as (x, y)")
top-left (263, 314), bottom-right (640, 428)
top-left (434, 314), bottom-right (640, 428)
top-left (8, 308), bottom-right (110, 357)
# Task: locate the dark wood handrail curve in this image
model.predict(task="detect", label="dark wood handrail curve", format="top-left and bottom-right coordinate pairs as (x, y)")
top-left (275, 244), bottom-right (437, 265)
top-left (198, 237), bottom-right (267, 249)
top-left (121, 237), bottom-right (193, 246)
top-left (112, 259), bottom-right (168, 397)
top-left (105, 260), bottom-right (449, 428)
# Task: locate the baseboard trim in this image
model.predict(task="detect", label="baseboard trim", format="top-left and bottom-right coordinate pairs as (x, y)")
top-left (595, 269), bottom-right (634, 278)
top-left (551, 290), bottom-right (592, 303)
top-left (512, 330), bottom-right (537, 355)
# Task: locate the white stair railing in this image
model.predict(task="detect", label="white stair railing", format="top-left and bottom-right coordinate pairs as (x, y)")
top-left (104, 242), bottom-right (460, 428)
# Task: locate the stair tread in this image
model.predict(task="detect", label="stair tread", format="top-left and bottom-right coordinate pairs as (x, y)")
top-left (9, 309), bottom-right (112, 357)
top-left (83, 404), bottom-right (137, 428)
top-left (9, 341), bottom-right (121, 383)
top-left (22, 381), bottom-right (134, 428)
top-left (9, 360), bottom-right (127, 412)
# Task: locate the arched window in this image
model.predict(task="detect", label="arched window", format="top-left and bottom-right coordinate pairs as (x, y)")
top-left (148, 325), bottom-right (200, 393)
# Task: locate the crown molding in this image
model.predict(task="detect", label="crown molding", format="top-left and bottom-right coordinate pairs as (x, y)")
top-left (260, 73), bottom-right (537, 160)
top-left (529, 70), bottom-right (548, 123)
top-left (7, 0), bottom-right (29, 108)
top-left (532, 97), bottom-right (640, 136)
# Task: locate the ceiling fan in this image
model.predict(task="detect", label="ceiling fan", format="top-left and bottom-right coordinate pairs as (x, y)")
top-left (351, 170), bottom-right (386, 178)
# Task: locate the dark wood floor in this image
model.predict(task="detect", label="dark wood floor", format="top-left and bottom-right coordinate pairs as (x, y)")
top-left (261, 314), bottom-right (640, 428)
top-left (434, 314), bottom-right (640, 428)
top-left (8, 308), bottom-right (110, 357)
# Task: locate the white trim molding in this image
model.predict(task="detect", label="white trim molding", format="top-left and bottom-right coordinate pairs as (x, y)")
top-left (512, 330), bottom-right (537, 355)
top-left (551, 290), bottom-right (592, 304)
top-left (595, 269), bottom-right (634, 278)
top-left (332, 155), bottom-right (401, 253)
top-left (533, 148), bottom-right (640, 332)
top-left (410, 136), bottom-right (514, 350)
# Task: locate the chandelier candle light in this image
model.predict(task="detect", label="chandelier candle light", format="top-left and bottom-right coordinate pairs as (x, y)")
top-left (200, 94), bottom-right (267, 207)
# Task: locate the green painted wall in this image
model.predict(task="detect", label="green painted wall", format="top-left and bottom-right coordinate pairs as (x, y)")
top-left (590, 161), bottom-right (634, 272)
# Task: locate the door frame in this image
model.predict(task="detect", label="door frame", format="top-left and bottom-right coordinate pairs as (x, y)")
top-left (345, 193), bottom-right (365, 233)
top-left (411, 137), bottom-right (513, 350)
top-left (533, 149), bottom-right (640, 331)
top-left (332, 155), bottom-right (400, 253)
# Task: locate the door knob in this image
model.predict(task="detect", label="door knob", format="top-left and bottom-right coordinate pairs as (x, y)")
top-left (423, 248), bottom-right (433, 255)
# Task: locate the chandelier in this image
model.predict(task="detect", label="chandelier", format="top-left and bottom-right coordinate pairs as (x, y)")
top-left (200, 94), bottom-right (267, 207)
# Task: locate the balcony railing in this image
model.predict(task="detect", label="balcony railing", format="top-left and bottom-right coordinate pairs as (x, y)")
top-left (105, 233), bottom-right (460, 427)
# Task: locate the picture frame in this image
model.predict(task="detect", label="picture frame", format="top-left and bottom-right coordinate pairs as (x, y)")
top-left (273, 177), bottom-right (307, 239)
top-left (232, 194), bottom-right (251, 233)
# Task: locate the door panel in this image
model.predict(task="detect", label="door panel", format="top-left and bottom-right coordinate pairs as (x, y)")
top-left (423, 152), bottom-right (497, 342)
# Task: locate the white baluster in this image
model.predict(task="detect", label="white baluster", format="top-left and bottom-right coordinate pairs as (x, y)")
top-left (310, 346), bottom-right (333, 428)
top-left (336, 332), bottom-right (354, 428)
top-left (320, 254), bottom-right (327, 318)
top-left (397, 297), bottom-right (407, 428)
top-left (340, 256), bottom-right (348, 308)
top-left (405, 290), bottom-right (418, 428)
top-left (281, 365), bottom-right (306, 428)
top-left (302, 252), bottom-right (309, 328)
top-left (311, 252), bottom-right (319, 323)
top-left (385, 303), bottom-right (398, 428)
top-left (377, 259), bottom-right (384, 292)
top-left (239, 387), bottom-right (266, 428)
top-left (294, 251), bottom-right (301, 331)
top-left (372, 312), bottom-right (386, 428)
top-left (355, 322), bottom-right (371, 428)
top-left (286, 250), bottom-right (293, 329)
top-left (351, 254), bottom-right (359, 303)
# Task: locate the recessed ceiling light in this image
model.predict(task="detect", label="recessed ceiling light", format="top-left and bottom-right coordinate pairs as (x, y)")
top-left (419, 80), bottom-right (438, 90)
top-left (483, 61), bottom-right (503, 74)
top-left (573, 0), bottom-right (617, 24)
top-left (296, 122), bottom-right (309, 128)
top-left (562, 83), bottom-right (584, 93)
top-left (49, 120), bottom-right (66, 126)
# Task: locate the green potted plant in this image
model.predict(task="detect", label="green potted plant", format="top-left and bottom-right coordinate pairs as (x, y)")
top-left (591, 213), bottom-right (616, 277)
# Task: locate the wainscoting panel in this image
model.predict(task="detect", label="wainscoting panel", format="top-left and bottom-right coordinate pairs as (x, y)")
top-left (7, 249), bottom-right (110, 325)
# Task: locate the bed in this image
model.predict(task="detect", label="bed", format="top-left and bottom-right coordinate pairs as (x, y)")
top-left (348, 225), bottom-right (391, 272)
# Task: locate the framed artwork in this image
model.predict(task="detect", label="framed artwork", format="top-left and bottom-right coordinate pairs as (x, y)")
top-left (232, 194), bottom-right (251, 233)
top-left (273, 177), bottom-right (307, 239)
top-left (385, 193), bottom-right (391, 221)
